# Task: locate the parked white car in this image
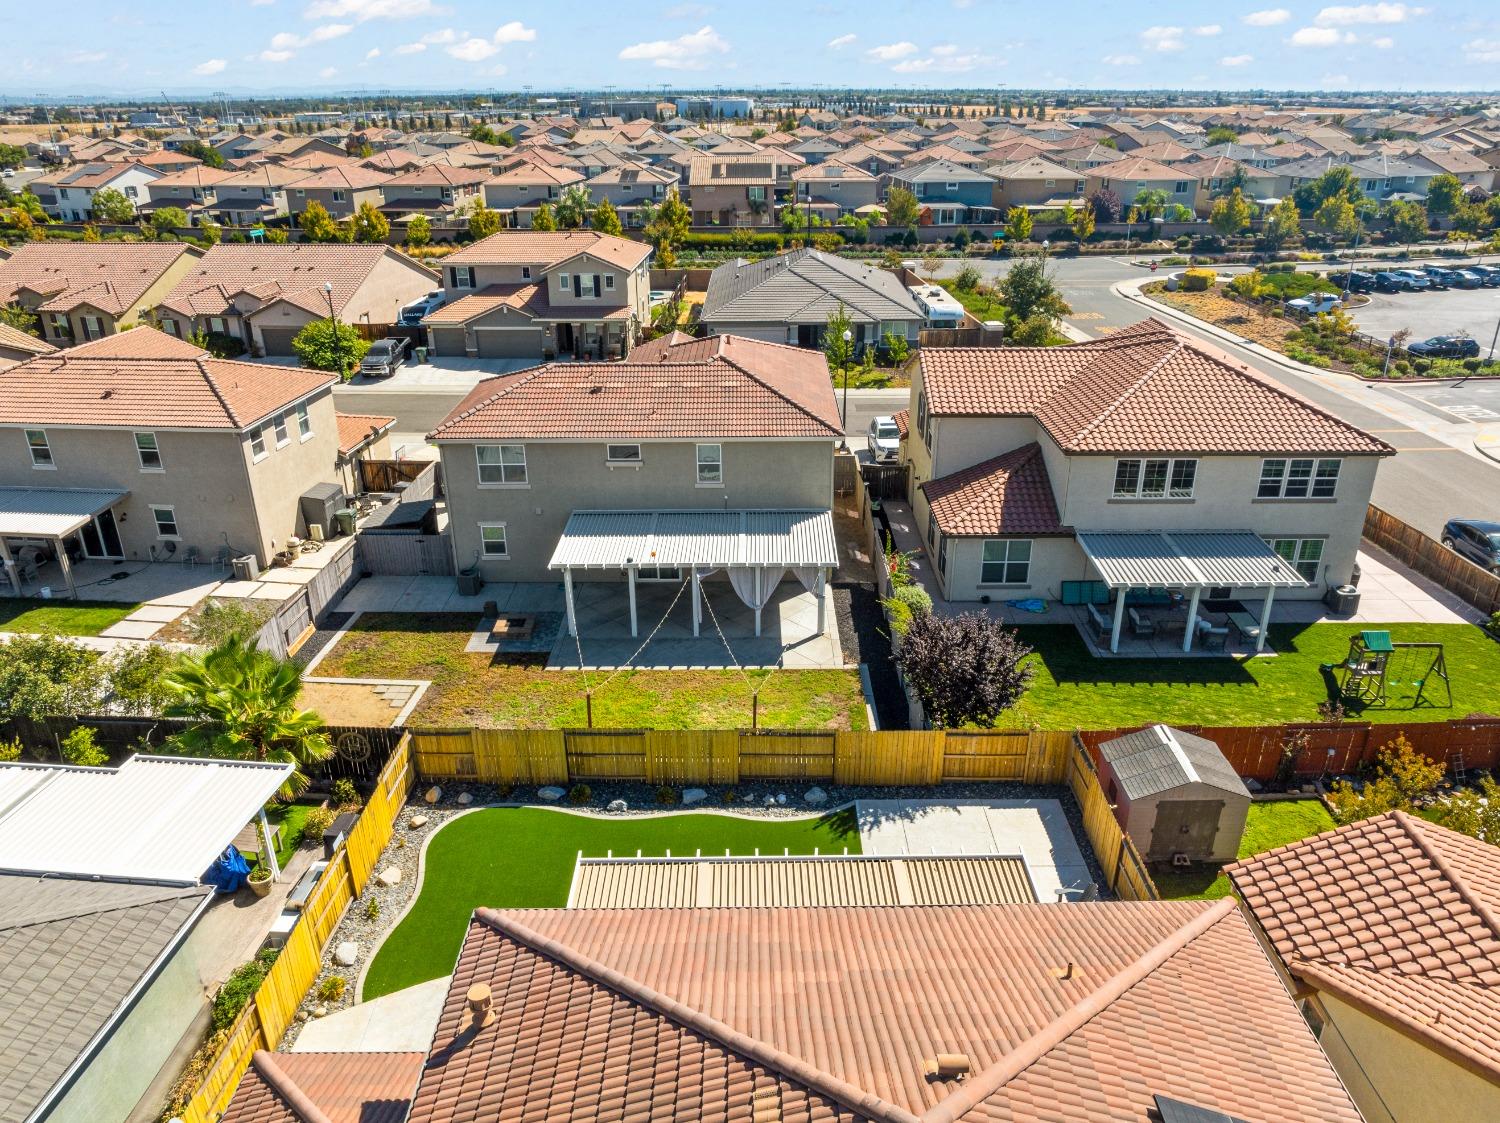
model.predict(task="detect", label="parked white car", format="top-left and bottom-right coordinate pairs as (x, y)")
top-left (867, 415), bottom-right (900, 460)
top-left (1286, 293), bottom-right (1343, 315)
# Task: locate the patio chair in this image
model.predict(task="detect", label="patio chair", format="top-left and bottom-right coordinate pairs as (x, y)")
top-left (1085, 601), bottom-right (1111, 640)
top-left (180, 545), bottom-right (201, 568)
top-left (1127, 607), bottom-right (1156, 637)
top-left (212, 545), bottom-right (233, 569)
top-left (1199, 625), bottom-right (1229, 651)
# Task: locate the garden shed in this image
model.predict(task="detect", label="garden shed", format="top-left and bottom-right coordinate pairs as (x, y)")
top-left (1097, 724), bottom-right (1251, 863)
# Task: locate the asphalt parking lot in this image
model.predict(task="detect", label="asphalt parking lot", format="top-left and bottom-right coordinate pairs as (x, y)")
top-left (1348, 282), bottom-right (1500, 352)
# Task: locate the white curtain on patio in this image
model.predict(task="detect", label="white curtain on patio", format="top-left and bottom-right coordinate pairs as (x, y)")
top-left (792, 566), bottom-right (822, 593)
top-left (728, 566), bottom-right (786, 612)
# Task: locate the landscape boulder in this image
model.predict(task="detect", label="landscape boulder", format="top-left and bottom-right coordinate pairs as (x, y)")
top-left (376, 867), bottom-right (401, 887)
top-left (333, 942), bottom-right (359, 967)
top-left (607, 799), bottom-right (628, 812)
top-left (538, 786), bottom-right (566, 801)
top-left (804, 787), bottom-right (828, 805)
top-left (682, 788), bottom-right (708, 805)
top-left (423, 786), bottom-right (442, 805)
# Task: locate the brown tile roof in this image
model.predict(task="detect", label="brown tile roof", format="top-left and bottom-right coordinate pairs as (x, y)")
top-left (382, 164), bottom-right (489, 189)
top-left (288, 165), bottom-right (392, 191)
top-left (336, 412), bottom-right (396, 455)
top-left (892, 407), bottom-right (909, 438)
top-left (222, 1051), bottom-right (424, 1123)
top-left (405, 902), bottom-right (1361, 1123)
top-left (0, 322), bottom-right (55, 358)
top-left (484, 163), bottom-right (584, 187)
top-left (0, 242), bottom-right (201, 316)
top-left (921, 443), bottom-right (1067, 537)
top-left (0, 329), bottom-right (336, 430)
top-left (146, 165), bottom-right (238, 189)
top-left (217, 164), bottom-right (310, 189)
top-left (421, 283), bottom-right (551, 325)
top-left (155, 244), bottom-right (424, 319)
top-left (1229, 809), bottom-right (1500, 1082)
top-left (431, 333), bottom-right (842, 441)
top-left (917, 319), bottom-right (1392, 456)
top-left (444, 230), bottom-right (651, 271)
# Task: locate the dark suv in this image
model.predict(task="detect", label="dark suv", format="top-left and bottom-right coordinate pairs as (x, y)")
top-left (1407, 335), bottom-right (1481, 359)
top-left (1327, 270), bottom-right (1375, 293)
top-left (1442, 519), bottom-right (1500, 573)
top-left (1374, 271), bottom-right (1417, 292)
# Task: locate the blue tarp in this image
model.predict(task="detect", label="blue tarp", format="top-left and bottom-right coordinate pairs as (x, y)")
top-left (204, 845), bottom-right (251, 893)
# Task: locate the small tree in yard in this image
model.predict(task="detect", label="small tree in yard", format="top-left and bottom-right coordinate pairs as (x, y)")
top-left (1327, 735), bottom-right (1444, 824)
top-left (952, 263), bottom-right (982, 292)
top-left (823, 303), bottom-right (856, 371)
top-left (998, 252), bottom-right (1070, 325)
top-left (531, 201), bottom-right (557, 231)
top-left (885, 186), bottom-right (921, 230)
top-left (299, 199), bottom-right (341, 243)
top-left (1385, 199), bottom-right (1427, 249)
top-left (149, 206), bottom-right (189, 238)
top-left (1004, 206), bottom-right (1032, 243)
top-left (405, 213), bottom-right (431, 247)
top-left (291, 317), bottom-right (369, 378)
top-left (1261, 196), bottom-right (1302, 250)
top-left (1088, 188), bottom-right (1121, 224)
top-left (351, 200), bottom-right (389, 243)
top-left (91, 186), bottom-right (135, 224)
top-left (0, 303), bottom-right (39, 337)
top-left (467, 202), bottom-right (502, 239)
top-left (1425, 173), bottom-right (1465, 219)
top-left (1209, 188), bottom-right (1252, 239)
top-left (894, 612), bottom-right (1034, 729)
top-left (1069, 202), bottom-right (1095, 242)
top-left (1314, 196), bottom-right (1360, 242)
top-left (591, 198), bottom-right (623, 236)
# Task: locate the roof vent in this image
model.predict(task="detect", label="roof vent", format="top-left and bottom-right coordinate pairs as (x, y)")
top-left (462, 982), bottom-right (495, 1032)
top-left (922, 1054), bottom-right (971, 1081)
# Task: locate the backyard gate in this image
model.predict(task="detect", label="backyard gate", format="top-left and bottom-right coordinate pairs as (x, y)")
top-left (861, 462), bottom-right (910, 502)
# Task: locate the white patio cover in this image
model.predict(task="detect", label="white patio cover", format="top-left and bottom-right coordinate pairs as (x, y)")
top-left (0, 486), bottom-right (127, 537)
top-left (548, 509), bottom-right (839, 571)
top-left (1076, 530), bottom-right (1309, 590)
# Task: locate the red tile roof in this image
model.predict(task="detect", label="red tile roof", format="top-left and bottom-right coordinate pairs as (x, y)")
top-left (222, 1050), bottom-right (424, 1123)
top-left (1229, 809), bottom-right (1500, 1081)
top-left (421, 283), bottom-right (551, 325)
top-left (0, 322), bottom-right (55, 358)
top-left (892, 408), bottom-right (909, 439)
top-left (336, 412), bottom-right (396, 455)
top-left (155, 244), bottom-right (428, 319)
top-left (917, 319), bottom-right (1392, 456)
top-left (443, 230), bottom-right (651, 271)
top-left (0, 330), bottom-right (337, 430)
top-left (921, 443), bottom-right (1067, 537)
top-left (405, 902), bottom-right (1361, 1123)
top-left (431, 334), bottom-right (842, 441)
top-left (0, 243), bottom-right (201, 316)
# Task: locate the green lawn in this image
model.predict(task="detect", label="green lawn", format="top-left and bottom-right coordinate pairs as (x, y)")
top-left (1153, 799), bottom-right (1335, 899)
top-left (268, 803), bottom-right (316, 869)
top-left (999, 623), bottom-right (1499, 730)
top-left (317, 613), bottom-right (867, 730)
top-left (362, 807), bottom-right (861, 999)
top-left (0, 598), bottom-right (138, 636)
top-left (940, 281), bottom-right (1007, 321)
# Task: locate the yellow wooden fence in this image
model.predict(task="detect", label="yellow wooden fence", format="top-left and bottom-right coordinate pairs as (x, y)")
top-left (1064, 733), bottom-right (1159, 901)
top-left (176, 734), bottom-right (413, 1123)
top-left (410, 727), bottom-right (1075, 788)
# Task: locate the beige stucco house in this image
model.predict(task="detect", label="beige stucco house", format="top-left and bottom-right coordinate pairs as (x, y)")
top-left (0, 330), bottom-right (343, 587)
top-left (423, 230), bottom-right (651, 361)
top-left (286, 165), bottom-right (391, 221)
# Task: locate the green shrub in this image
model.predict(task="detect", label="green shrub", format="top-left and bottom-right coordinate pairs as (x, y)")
top-left (331, 778), bottom-right (362, 808)
top-left (188, 598), bottom-right (274, 646)
top-left (1180, 268), bottom-right (1216, 292)
top-left (882, 596), bottom-right (914, 638)
top-left (316, 975), bottom-right (346, 1003)
top-left (654, 785), bottom-right (679, 805)
top-left (892, 584), bottom-right (933, 616)
top-left (566, 783), bottom-right (593, 805)
top-left (0, 737), bottom-right (21, 762)
top-left (60, 726), bottom-right (107, 767)
top-left (211, 949), bottom-right (279, 1032)
top-left (364, 896), bottom-right (380, 920)
top-left (303, 804), bottom-right (337, 840)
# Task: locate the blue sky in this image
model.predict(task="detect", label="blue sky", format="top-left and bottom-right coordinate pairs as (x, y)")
top-left (11, 1), bottom-right (1500, 95)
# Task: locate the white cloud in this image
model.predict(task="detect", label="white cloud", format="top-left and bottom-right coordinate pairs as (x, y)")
top-left (364, 46), bottom-right (381, 58)
top-left (618, 25), bottom-right (729, 69)
top-left (447, 37), bottom-right (498, 61)
top-left (1194, 24), bottom-right (1222, 35)
top-left (420, 27), bottom-right (457, 43)
top-left (1289, 26), bottom-right (1349, 45)
top-left (1220, 53), bottom-right (1254, 65)
top-left (1244, 8), bottom-right (1291, 25)
top-left (192, 58), bottom-right (228, 74)
top-left (1463, 37), bottom-right (1500, 63)
top-left (1372, 35), bottom-right (1395, 47)
top-left (303, 0), bottom-right (446, 20)
top-left (491, 20), bottom-right (535, 45)
top-left (268, 23), bottom-right (352, 53)
top-left (259, 49), bottom-right (295, 62)
top-left (319, 65), bottom-right (338, 77)
top-left (1103, 53), bottom-right (1141, 64)
top-left (827, 33), bottom-right (857, 49)
top-left (865, 41), bottom-right (919, 61)
top-left (1140, 26), bottom-right (1186, 51)
top-left (68, 50), bottom-right (109, 64)
top-left (892, 49), bottom-right (992, 72)
top-left (393, 41), bottom-right (426, 53)
top-left (1315, 3), bottom-right (1424, 25)
top-left (1321, 72), bottom-right (1351, 84)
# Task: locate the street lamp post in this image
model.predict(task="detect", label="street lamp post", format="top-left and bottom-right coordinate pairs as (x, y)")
top-left (838, 327), bottom-right (853, 451)
top-left (324, 281), bottom-right (346, 381)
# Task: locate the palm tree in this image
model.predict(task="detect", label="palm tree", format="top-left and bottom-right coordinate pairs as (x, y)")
top-left (163, 636), bottom-right (333, 799)
top-left (555, 184), bottom-right (593, 230)
top-left (1133, 188), bottom-right (1168, 224)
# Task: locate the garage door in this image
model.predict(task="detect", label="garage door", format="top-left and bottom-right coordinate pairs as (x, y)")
top-left (475, 329), bottom-right (544, 358)
top-left (429, 327), bottom-right (468, 357)
top-left (258, 326), bottom-right (302, 356)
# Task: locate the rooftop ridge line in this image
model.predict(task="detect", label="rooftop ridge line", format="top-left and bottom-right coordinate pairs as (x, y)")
top-left (1392, 810), bottom-right (1500, 964)
top-left (249, 1051), bottom-right (335, 1123)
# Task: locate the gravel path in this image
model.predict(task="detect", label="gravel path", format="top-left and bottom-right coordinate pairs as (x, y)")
top-left (292, 611), bottom-right (352, 669)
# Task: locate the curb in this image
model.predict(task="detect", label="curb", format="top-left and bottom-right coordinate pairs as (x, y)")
top-left (1475, 428), bottom-right (1500, 465)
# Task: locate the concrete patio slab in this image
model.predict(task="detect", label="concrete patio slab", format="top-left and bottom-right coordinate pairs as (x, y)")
top-left (290, 975), bottom-right (451, 1053)
top-left (856, 799), bottom-right (1095, 902)
top-left (334, 575), bottom-right (494, 615)
top-left (128, 603), bottom-right (191, 623)
top-left (99, 618), bottom-right (168, 640)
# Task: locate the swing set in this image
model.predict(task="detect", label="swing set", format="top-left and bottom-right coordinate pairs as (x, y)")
top-left (1327, 630), bottom-right (1452, 708)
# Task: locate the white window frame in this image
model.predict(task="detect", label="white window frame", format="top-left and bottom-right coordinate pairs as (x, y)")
top-left (1112, 457), bottom-right (1197, 500)
top-left (981, 539), bottom-right (1032, 585)
top-left (26, 429), bottom-right (54, 469)
top-left (250, 426), bottom-right (268, 461)
top-left (479, 522), bottom-right (509, 558)
top-left (151, 504), bottom-right (180, 540)
top-left (452, 266), bottom-right (475, 290)
top-left (604, 273), bottom-right (616, 290)
top-left (605, 442), bottom-right (642, 466)
top-left (521, 265), bottom-right (532, 280)
top-left (1258, 457), bottom-right (1341, 500)
top-left (134, 431), bottom-right (163, 471)
top-left (273, 412), bottom-right (290, 448)
top-left (332, 189), bottom-right (346, 203)
top-left (637, 564), bottom-right (683, 582)
top-left (476, 443), bottom-right (528, 486)
top-left (296, 403), bottom-right (313, 440)
top-left (696, 443), bottom-right (723, 486)
top-left (1268, 537), bottom-right (1325, 582)
top-left (557, 272), bottom-right (570, 291)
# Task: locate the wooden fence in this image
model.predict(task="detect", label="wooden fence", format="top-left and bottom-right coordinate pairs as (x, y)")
top-left (919, 326), bottom-right (1007, 348)
top-left (177, 733), bottom-right (413, 1123)
top-left (1065, 734), bottom-right (1158, 901)
top-left (410, 727), bottom-right (1074, 787)
top-left (358, 458), bottom-right (441, 496)
top-left (251, 537), bottom-right (363, 660)
top-left (1363, 503), bottom-right (1500, 615)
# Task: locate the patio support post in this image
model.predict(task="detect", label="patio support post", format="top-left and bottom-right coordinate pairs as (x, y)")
top-left (258, 806), bottom-right (281, 883)
top-left (1182, 586), bottom-right (1202, 653)
top-left (1256, 587), bottom-right (1275, 653)
top-left (563, 567), bottom-right (578, 638)
top-left (1110, 588), bottom-right (1127, 653)
top-left (627, 566), bottom-right (638, 638)
top-left (754, 567), bottom-right (762, 637)
top-left (0, 537), bottom-right (15, 596)
top-left (816, 567), bottom-right (827, 635)
top-left (53, 536), bottom-right (78, 600)
top-left (692, 567), bottom-right (702, 637)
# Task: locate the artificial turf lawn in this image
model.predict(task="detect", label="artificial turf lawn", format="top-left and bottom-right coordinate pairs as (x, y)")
top-left (316, 612), bottom-right (867, 730)
top-left (0, 597), bottom-right (139, 636)
top-left (1152, 799), bottom-right (1336, 900)
top-left (361, 806), bottom-right (861, 1000)
top-left (998, 622), bottom-right (1499, 730)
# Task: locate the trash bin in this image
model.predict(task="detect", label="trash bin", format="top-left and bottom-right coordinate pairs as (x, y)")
top-left (1325, 584), bottom-right (1361, 615)
top-left (333, 508), bottom-right (357, 537)
top-left (414, 346), bottom-right (428, 364)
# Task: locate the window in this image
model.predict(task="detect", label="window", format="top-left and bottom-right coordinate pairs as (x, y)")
top-left (1269, 537), bottom-right (1325, 582)
top-left (296, 404), bottom-right (313, 439)
top-left (451, 266), bottom-right (475, 290)
top-left (521, 265), bottom-right (531, 280)
top-left (124, 185), bottom-right (138, 198)
top-left (1113, 458), bottom-right (1196, 499)
top-left (747, 186), bottom-right (766, 202)
top-left (151, 505), bottom-right (180, 539)
top-left (250, 426), bottom-right (267, 460)
top-left (604, 273), bottom-right (615, 290)
top-left (479, 523), bottom-right (508, 558)
top-left (557, 272), bottom-right (570, 291)
top-left (332, 189), bottom-right (346, 203)
top-left (476, 443), bottom-right (527, 485)
top-left (937, 531), bottom-right (949, 576)
top-left (26, 429), bottom-right (53, 468)
top-left (696, 443), bottom-right (722, 485)
top-left (638, 565), bottom-right (682, 582)
top-left (273, 413), bottom-right (290, 447)
top-left (208, 316), bottom-right (227, 335)
top-left (916, 389), bottom-right (932, 449)
top-left (47, 313), bottom-right (71, 338)
top-left (1174, 181), bottom-right (1190, 193)
top-left (606, 443), bottom-right (642, 465)
top-left (1258, 458), bottom-right (1340, 499)
top-left (80, 316), bottom-right (105, 341)
top-left (981, 539), bottom-right (1032, 584)
top-left (134, 432), bottom-right (162, 470)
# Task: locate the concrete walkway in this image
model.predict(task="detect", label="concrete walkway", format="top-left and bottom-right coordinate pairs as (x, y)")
top-left (855, 799), bottom-right (1095, 903)
top-left (291, 975), bottom-right (450, 1053)
top-left (335, 575), bottom-right (563, 615)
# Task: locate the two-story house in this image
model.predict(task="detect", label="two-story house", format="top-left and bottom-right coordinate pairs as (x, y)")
top-left (1085, 157), bottom-right (1198, 214)
top-left (36, 162), bottom-right (163, 222)
top-left (886, 159), bottom-right (998, 225)
top-left (0, 242), bottom-right (204, 346)
top-left (987, 156), bottom-right (1087, 211)
top-left (378, 164), bottom-right (487, 222)
top-left (203, 164), bottom-right (304, 226)
top-left (481, 163), bottom-right (585, 225)
top-left (0, 330), bottom-right (343, 585)
top-left (789, 160), bottom-right (880, 217)
top-left (423, 230), bottom-right (651, 361)
top-left (285, 165), bottom-right (392, 221)
top-left (429, 331), bottom-right (842, 636)
top-left (902, 320), bottom-right (1392, 651)
top-left (584, 165), bottom-right (680, 226)
top-left (141, 165), bottom-right (238, 222)
top-left (687, 156), bottom-right (781, 227)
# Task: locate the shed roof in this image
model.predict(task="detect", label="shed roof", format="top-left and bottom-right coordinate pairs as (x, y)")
top-left (221, 1050), bottom-right (425, 1123)
top-left (1099, 725), bottom-right (1251, 801)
